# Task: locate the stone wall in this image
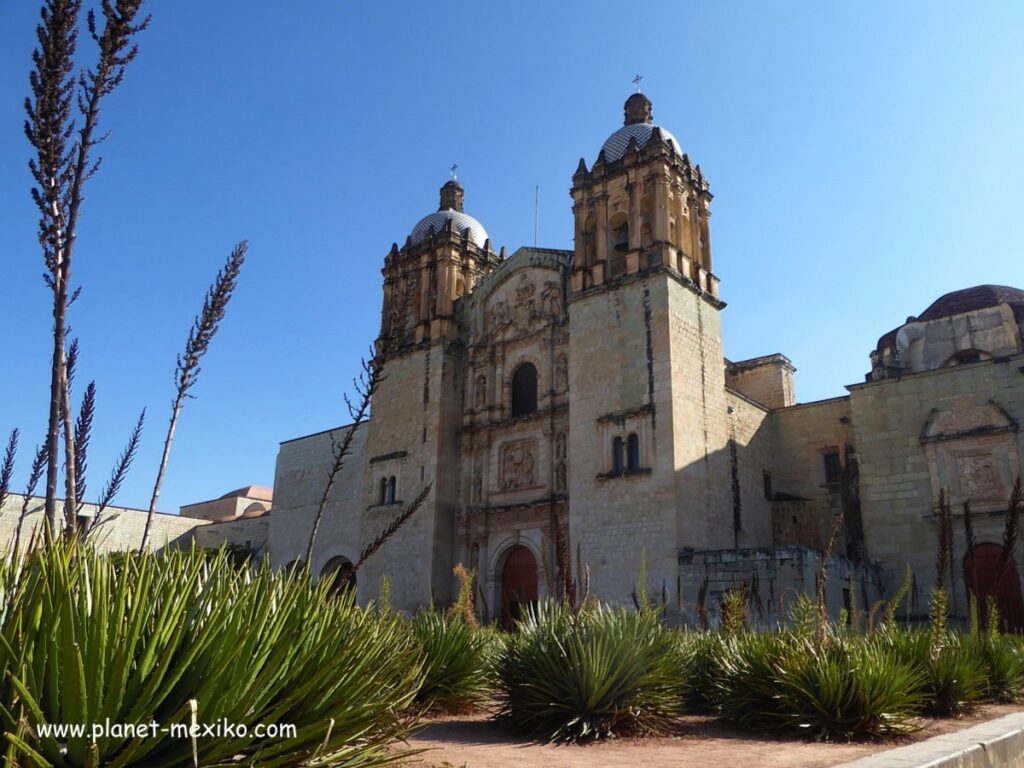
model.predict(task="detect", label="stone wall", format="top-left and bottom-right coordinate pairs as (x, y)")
top-left (725, 354), bottom-right (796, 410)
top-left (678, 545), bottom-right (884, 628)
top-left (267, 425), bottom-right (368, 580)
top-left (724, 390), bottom-right (775, 550)
top-left (0, 495), bottom-right (205, 553)
top-left (193, 515), bottom-right (269, 554)
top-left (770, 396), bottom-right (857, 553)
top-left (568, 276), bottom-right (680, 612)
top-left (357, 342), bottom-right (462, 611)
top-left (850, 352), bottom-right (1024, 620)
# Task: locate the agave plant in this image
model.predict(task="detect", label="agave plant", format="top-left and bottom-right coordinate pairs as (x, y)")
top-left (495, 601), bottom-right (685, 742)
top-left (976, 635), bottom-right (1024, 703)
top-left (772, 636), bottom-right (924, 739)
top-left (411, 610), bottom-right (492, 712)
top-left (678, 630), bottom-right (726, 714)
top-left (0, 538), bottom-right (422, 767)
top-left (715, 631), bottom-right (925, 739)
top-left (876, 628), bottom-right (986, 716)
top-left (713, 631), bottom-right (790, 730)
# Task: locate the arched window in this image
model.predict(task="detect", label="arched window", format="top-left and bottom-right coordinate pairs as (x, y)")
top-left (379, 477), bottom-right (388, 506)
top-left (386, 476), bottom-right (397, 505)
top-left (511, 363), bottom-right (538, 417)
top-left (612, 436), bottom-right (625, 474)
top-left (627, 433), bottom-right (640, 472)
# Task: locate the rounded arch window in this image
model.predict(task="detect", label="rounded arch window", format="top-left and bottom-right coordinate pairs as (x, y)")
top-left (627, 433), bottom-right (640, 472)
top-left (511, 363), bottom-right (538, 417)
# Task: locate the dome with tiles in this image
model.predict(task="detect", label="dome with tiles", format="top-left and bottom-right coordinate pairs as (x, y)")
top-left (598, 93), bottom-right (682, 163)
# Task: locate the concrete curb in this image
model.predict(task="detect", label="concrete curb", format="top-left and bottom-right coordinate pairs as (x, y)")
top-left (834, 712), bottom-right (1024, 767)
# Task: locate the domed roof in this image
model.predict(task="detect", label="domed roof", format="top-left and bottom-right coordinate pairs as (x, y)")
top-left (600, 123), bottom-right (683, 164)
top-left (916, 285), bottom-right (1024, 323)
top-left (409, 209), bottom-right (489, 248)
top-left (598, 92), bottom-right (683, 163)
top-left (407, 180), bottom-right (490, 249)
top-left (876, 284), bottom-right (1024, 352)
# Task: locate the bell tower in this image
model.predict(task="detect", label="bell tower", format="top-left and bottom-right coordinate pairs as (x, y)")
top-left (362, 180), bottom-right (500, 611)
top-left (570, 92), bottom-right (718, 298)
top-left (378, 180), bottom-right (501, 357)
top-left (567, 92), bottom-right (733, 620)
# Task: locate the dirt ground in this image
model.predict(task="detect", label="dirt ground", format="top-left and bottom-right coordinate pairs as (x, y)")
top-left (402, 704), bottom-right (1023, 768)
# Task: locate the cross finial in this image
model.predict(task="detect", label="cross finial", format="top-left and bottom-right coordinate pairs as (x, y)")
top-left (450, 163), bottom-right (458, 181)
top-left (632, 74), bottom-right (644, 93)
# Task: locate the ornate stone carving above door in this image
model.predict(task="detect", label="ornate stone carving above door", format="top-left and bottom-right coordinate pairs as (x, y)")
top-left (500, 438), bottom-right (539, 492)
top-left (921, 399), bottom-right (1019, 512)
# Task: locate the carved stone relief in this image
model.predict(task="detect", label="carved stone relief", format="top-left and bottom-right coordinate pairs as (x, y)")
top-left (541, 279), bottom-right (563, 318)
top-left (500, 438), bottom-right (537, 491)
top-left (921, 399), bottom-right (1020, 512)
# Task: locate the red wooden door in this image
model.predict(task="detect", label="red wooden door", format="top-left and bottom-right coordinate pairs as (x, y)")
top-left (501, 546), bottom-right (538, 629)
top-left (964, 542), bottom-right (1024, 634)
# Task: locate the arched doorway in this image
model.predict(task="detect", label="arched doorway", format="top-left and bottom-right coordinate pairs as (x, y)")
top-left (321, 556), bottom-right (357, 598)
top-left (964, 542), bottom-right (1024, 633)
top-left (501, 545), bottom-right (538, 629)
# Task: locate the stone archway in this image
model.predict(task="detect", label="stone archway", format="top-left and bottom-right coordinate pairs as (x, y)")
top-left (964, 542), bottom-right (1024, 634)
top-left (321, 556), bottom-right (357, 598)
top-left (500, 545), bottom-right (538, 629)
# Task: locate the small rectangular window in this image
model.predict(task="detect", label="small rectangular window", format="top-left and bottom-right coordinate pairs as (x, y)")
top-left (762, 471), bottom-right (773, 501)
top-left (823, 451), bottom-right (842, 484)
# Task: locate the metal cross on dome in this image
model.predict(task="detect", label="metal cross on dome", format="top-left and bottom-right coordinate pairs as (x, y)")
top-left (633, 74), bottom-right (644, 93)
top-left (450, 163), bottom-right (458, 181)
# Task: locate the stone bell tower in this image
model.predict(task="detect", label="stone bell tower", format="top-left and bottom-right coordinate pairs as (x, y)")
top-left (363, 180), bottom-right (500, 611)
top-left (570, 92), bottom-right (718, 298)
top-left (567, 92), bottom-right (732, 618)
top-left (378, 180), bottom-right (501, 355)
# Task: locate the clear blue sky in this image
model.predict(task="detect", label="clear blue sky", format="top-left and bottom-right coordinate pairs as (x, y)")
top-left (1, 2), bottom-right (1022, 513)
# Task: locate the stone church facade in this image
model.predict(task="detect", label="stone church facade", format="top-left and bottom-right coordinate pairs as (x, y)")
top-left (261, 93), bottom-right (1024, 628)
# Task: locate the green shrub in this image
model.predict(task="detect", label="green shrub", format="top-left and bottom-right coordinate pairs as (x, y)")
top-left (979, 635), bottom-right (1024, 702)
top-left (496, 601), bottom-right (685, 742)
top-left (679, 631), bottom-right (725, 714)
top-left (0, 540), bottom-right (422, 768)
top-left (773, 637), bottom-right (924, 739)
top-left (411, 610), bottom-right (491, 712)
top-left (877, 628), bottom-right (986, 716)
top-left (715, 632), bottom-right (924, 739)
top-left (713, 631), bottom-right (791, 729)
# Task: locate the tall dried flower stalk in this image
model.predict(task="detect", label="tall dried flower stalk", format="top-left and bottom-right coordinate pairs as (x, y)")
top-left (0, 429), bottom-right (18, 515)
top-left (816, 513), bottom-right (843, 643)
top-left (25, 0), bottom-right (148, 532)
top-left (998, 477), bottom-right (1022, 586)
top-left (13, 444), bottom-right (49, 558)
top-left (71, 380), bottom-right (95, 519)
top-left (86, 408), bottom-right (144, 537)
top-left (139, 242), bottom-right (246, 552)
top-left (935, 488), bottom-right (953, 590)
top-left (305, 356), bottom-right (383, 563)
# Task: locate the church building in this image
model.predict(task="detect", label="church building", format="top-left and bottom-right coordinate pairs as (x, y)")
top-left (262, 92), bottom-right (1024, 629)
